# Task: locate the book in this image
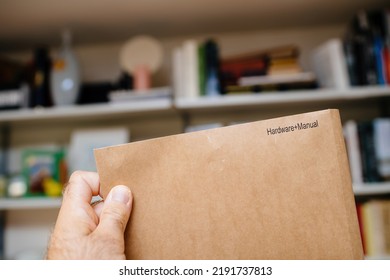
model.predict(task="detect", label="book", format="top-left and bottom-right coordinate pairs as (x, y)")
top-left (182, 40), bottom-right (200, 99)
top-left (223, 44), bottom-right (299, 62)
top-left (204, 40), bottom-right (222, 97)
top-left (95, 109), bottom-right (363, 259)
top-left (225, 80), bottom-right (317, 94)
top-left (0, 86), bottom-right (28, 110)
top-left (238, 72), bottom-right (316, 86)
top-left (311, 38), bottom-right (350, 89)
top-left (344, 120), bottom-right (364, 184)
top-left (172, 47), bottom-right (185, 98)
top-left (343, 118), bottom-right (390, 184)
top-left (343, 9), bottom-right (390, 86)
top-left (373, 118), bottom-right (390, 179)
top-left (220, 58), bottom-right (267, 87)
top-left (360, 200), bottom-right (390, 257)
top-left (357, 121), bottom-right (382, 183)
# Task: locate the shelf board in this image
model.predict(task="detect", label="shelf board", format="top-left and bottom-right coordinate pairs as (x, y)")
top-left (175, 86), bottom-right (390, 110)
top-left (0, 197), bottom-right (62, 210)
top-left (1, 86), bottom-right (389, 123)
top-left (0, 98), bottom-right (173, 124)
top-left (353, 182), bottom-right (390, 196)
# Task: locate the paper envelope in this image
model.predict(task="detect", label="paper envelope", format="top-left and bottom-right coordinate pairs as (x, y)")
top-left (94, 109), bottom-right (363, 259)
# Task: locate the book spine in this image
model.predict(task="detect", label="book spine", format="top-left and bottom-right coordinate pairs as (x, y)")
top-left (373, 118), bottom-right (390, 179)
top-left (198, 43), bottom-right (206, 96)
top-left (384, 44), bottom-right (390, 84)
top-left (373, 36), bottom-right (386, 85)
top-left (182, 40), bottom-right (200, 99)
top-left (204, 39), bottom-right (222, 97)
top-left (172, 47), bottom-right (185, 98)
top-left (312, 39), bottom-right (350, 89)
top-left (355, 203), bottom-right (366, 255)
top-left (344, 120), bottom-right (364, 184)
top-left (357, 121), bottom-right (382, 183)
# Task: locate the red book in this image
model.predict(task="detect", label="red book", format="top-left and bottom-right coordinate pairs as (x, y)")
top-left (383, 45), bottom-right (390, 84)
top-left (356, 203), bottom-right (366, 255)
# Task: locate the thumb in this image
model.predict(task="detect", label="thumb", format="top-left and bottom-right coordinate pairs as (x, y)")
top-left (96, 185), bottom-right (133, 238)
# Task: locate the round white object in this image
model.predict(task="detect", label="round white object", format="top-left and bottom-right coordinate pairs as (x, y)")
top-left (119, 35), bottom-right (163, 74)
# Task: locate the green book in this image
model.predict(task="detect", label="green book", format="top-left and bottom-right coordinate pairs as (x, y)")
top-left (198, 43), bottom-right (206, 96)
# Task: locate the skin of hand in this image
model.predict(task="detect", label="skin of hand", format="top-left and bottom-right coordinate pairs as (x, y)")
top-left (46, 171), bottom-right (133, 259)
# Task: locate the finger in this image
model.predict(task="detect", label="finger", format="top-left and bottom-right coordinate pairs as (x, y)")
top-left (55, 171), bottom-right (101, 236)
top-left (95, 185), bottom-right (133, 239)
top-left (64, 171), bottom-right (100, 202)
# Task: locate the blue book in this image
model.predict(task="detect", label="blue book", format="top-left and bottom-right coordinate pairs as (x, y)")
top-left (373, 35), bottom-right (386, 85)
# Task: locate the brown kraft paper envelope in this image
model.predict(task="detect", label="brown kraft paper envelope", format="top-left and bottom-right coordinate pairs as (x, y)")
top-left (94, 109), bottom-right (364, 259)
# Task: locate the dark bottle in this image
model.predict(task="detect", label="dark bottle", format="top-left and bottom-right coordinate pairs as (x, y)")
top-left (29, 47), bottom-right (52, 107)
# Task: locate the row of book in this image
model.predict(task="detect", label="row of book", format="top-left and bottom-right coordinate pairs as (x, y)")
top-left (344, 118), bottom-right (390, 184)
top-left (172, 39), bottom-right (318, 99)
top-left (222, 44), bottom-right (317, 93)
top-left (344, 9), bottom-right (390, 86)
top-left (172, 39), bottom-right (222, 99)
top-left (356, 200), bottom-right (390, 258)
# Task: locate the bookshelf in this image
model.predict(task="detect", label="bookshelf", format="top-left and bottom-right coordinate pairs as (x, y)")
top-left (353, 182), bottom-right (390, 196)
top-left (0, 86), bottom-right (388, 125)
top-left (0, 182), bottom-right (388, 211)
top-left (175, 86), bottom-right (390, 111)
top-left (0, 197), bottom-right (62, 210)
top-left (0, 98), bottom-right (174, 123)
top-left (1, 0), bottom-right (389, 260)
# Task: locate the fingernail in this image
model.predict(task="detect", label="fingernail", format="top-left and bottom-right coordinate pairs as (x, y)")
top-left (111, 185), bottom-right (131, 205)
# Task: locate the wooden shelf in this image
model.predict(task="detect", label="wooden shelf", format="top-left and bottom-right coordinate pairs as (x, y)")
top-left (0, 197), bottom-right (62, 210)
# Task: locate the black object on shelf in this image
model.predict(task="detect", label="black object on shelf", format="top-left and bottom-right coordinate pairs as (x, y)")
top-left (28, 47), bottom-right (53, 108)
top-left (77, 82), bottom-right (113, 104)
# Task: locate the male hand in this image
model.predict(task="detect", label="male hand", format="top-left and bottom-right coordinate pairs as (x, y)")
top-left (46, 171), bottom-right (133, 259)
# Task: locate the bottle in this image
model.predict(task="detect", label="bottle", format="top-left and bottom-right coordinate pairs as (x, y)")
top-left (29, 47), bottom-right (52, 108)
top-left (51, 29), bottom-right (80, 106)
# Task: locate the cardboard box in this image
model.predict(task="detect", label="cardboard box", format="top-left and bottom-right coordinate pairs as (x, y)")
top-left (94, 109), bottom-right (363, 259)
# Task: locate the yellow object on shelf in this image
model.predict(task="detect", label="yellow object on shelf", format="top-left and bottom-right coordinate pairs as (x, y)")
top-left (42, 178), bottom-right (62, 197)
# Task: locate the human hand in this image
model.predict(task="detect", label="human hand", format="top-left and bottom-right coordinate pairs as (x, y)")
top-left (46, 171), bottom-right (133, 259)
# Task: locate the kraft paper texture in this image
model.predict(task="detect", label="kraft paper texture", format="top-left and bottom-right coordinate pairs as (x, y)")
top-left (94, 109), bottom-right (363, 259)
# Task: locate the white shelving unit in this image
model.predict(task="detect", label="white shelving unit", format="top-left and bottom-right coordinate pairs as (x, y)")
top-left (175, 86), bottom-right (390, 110)
top-left (1, 86), bottom-right (389, 124)
top-left (0, 98), bottom-right (173, 123)
top-left (0, 197), bottom-right (62, 210)
top-left (353, 182), bottom-right (390, 196)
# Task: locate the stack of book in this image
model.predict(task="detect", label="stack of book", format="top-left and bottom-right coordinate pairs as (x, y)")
top-left (172, 39), bottom-right (222, 99)
top-left (344, 118), bottom-right (390, 184)
top-left (221, 45), bottom-right (317, 94)
top-left (0, 57), bottom-right (28, 110)
top-left (344, 9), bottom-right (390, 86)
top-left (356, 200), bottom-right (390, 258)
